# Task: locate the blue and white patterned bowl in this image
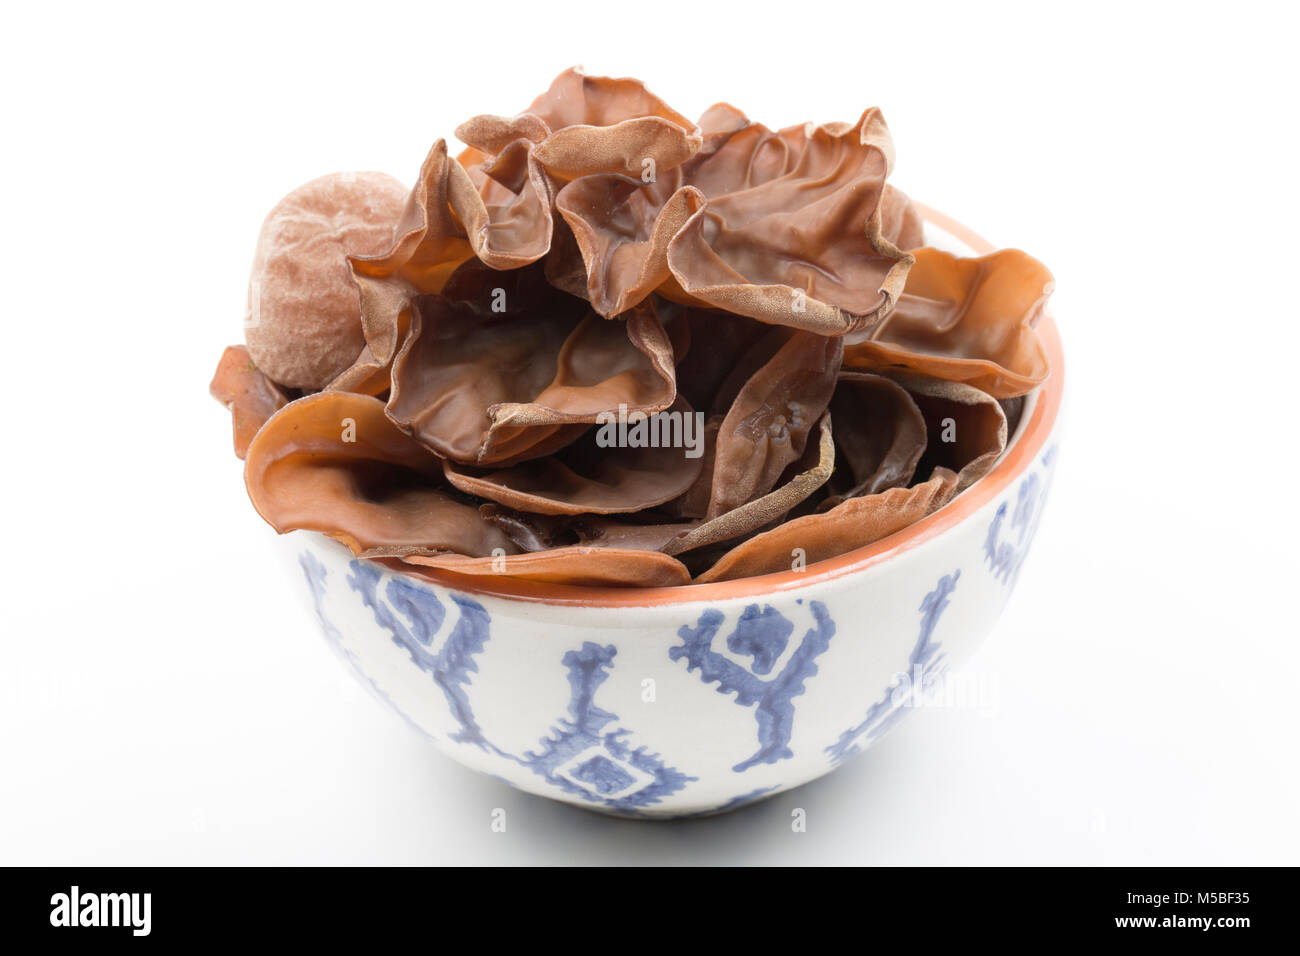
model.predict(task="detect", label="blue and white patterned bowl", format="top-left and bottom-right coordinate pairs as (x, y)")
top-left (278, 209), bottom-right (1064, 818)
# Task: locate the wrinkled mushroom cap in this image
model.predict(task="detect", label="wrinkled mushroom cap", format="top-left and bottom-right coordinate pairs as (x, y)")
top-left (245, 172), bottom-right (408, 389)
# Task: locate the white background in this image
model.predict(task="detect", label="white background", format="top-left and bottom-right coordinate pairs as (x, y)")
top-left (2, 1), bottom-right (1297, 865)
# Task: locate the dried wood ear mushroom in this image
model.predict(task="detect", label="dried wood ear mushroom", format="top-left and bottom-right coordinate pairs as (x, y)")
top-left (244, 172), bottom-right (408, 389)
top-left (212, 69), bottom-right (1054, 587)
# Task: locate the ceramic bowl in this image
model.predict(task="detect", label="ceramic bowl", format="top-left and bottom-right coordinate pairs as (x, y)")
top-left (278, 208), bottom-right (1064, 818)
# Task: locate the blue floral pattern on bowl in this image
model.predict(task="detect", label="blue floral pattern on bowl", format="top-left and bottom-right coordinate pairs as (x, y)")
top-left (287, 408), bottom-right (1058, 818)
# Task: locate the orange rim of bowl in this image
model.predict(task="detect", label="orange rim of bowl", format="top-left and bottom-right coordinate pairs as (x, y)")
top-left (366, 204), bottom-right (1064, 607)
